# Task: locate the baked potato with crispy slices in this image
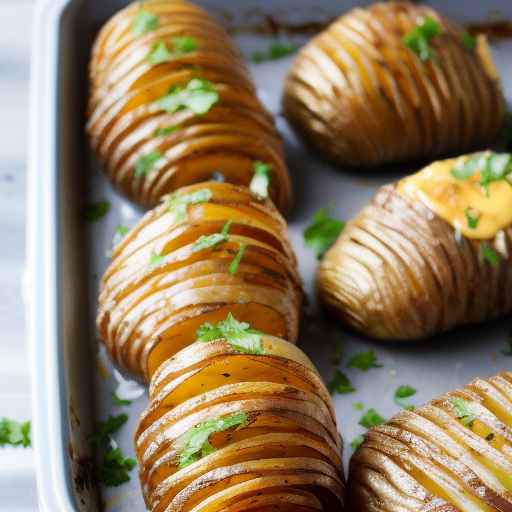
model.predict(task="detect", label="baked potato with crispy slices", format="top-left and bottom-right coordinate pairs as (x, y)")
top-left (318, 152), bottom-right (512, 340)
top-left (135, 331), bottom-right (345, 511)
top-left (88, 0), bottom-right (291, 211)
top-left (283, 1), bottom-right (505, 168)
top-left (348, 372), bottom-right (512, 512)
top-left (97, 181), bottom-right (301, 381)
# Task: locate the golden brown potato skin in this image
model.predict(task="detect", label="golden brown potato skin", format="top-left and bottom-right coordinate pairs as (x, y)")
top-left (283, 1), bottom-right (505, 168)
top-left (317, 184), bottom-right (512, 340)
top-left (347, 372), bottom-right (512, 512)
top-left (135, 335), bottom-right (345, 511)
top-left (88, 0), bottom-right (291, 211)
top-left (97, 182), bottom-right (302, 381)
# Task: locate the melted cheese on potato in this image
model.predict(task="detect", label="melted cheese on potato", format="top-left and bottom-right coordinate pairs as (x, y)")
top-left (398, 155), bottom-right (512, 239)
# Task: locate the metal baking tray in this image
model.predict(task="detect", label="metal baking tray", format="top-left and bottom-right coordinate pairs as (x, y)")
top-left (28, 0), bottom-right (512, 510)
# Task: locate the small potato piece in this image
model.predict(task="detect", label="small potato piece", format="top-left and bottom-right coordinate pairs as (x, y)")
top-left (347, 372), bottom-right (512, 512)
top-left (135, 337), bottom-right (345, 512)
top-left (97, 182), bottom-right (302, 381)
top-left (318, 154), bottom-right (512, 340)
top-left (283, 1), bottom-right (505, 168)
top-left (88, 0), bottom-right (291, 210)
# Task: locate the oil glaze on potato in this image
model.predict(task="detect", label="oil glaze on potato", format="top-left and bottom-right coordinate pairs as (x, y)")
top-left (135, 336), bottom-right (345, 512)
top-left (348, 372), bottom-right (512, 512)
top-left (97, 182), bottom-right (301, 381)
top-left (318, 153), bottom-right (512, 341)
top-left (283, 1), bottom-right (505, 168)
top-left (88, 0), bottom-right (291, 210)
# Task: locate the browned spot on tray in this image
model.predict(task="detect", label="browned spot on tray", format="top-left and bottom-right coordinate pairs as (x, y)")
top-left (466, 20), bottom-right (512, 40)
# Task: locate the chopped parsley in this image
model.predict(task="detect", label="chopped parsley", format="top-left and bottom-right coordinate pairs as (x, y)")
top-left (112, 393), bottom-right (131, 407)
top-left (196, 313), bottom-right (264, 354)
top-left (147, 36), bottom-right (199, 64)
top-left (450, 397), bottom-right (477, 427)
top-left (172, 36), bottom-right (199, 55)
top-left (347, 351), bottom-right (382, 372)
top-left (192, 221), bottom-right (231, 252)
top-left (461, 31), bottom-right (476, 51)
top-left (303, 206), bottom-right (345, 259)
top-left (132, 9), bottom-right (159, 36)
top-left (147, 41), bottom-right (172, 64)
top-left (464, 207), bottom-right (479, 229)
top-left (83, 200), bottom-right (110, 222)
top-left (97, 446), bottom-right (136, 487)
top-left (350, 435), bottom-right (365, 451)
top-left (359, 408), bottom-right (386, 429)
top-left (156, 78), bottom-right (219, 116)
top-left (134, 150), bottom-right (162, 178)
top-left (394, 385), bottom-right (417, 409)
top-left (251, 42), bottom-right (297, 63)
top-left (249, 161), bottom-right (272, 199)
top-left (88, 414), bottom-right (128, 447)
top-left (149, 250), bottom-right (166, 266)
top-left (0, 418), bottom-right (31, 447)
top-left (480, 243), bottom-right (500, 266)
top-left (153, 125), bottom-right (182, 137)
top-left (353, 402), bottom-right (364, 411)
top-left (403, 16), bottom-right (441, 62)
top-left (165, 188), bottom-right (212, 222)
top-left (177, 412), bottom-right (248, 468)
top-left (115, 225), bottom-right (129, 237)
top-left (328, 370), bottom-right (355, 395)
top-left (229, 244), bottom-right (247, 275)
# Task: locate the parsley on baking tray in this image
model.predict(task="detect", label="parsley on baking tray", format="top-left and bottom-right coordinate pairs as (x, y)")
top-left (394, 385), bottom-right (417, 410)
top-left (166, 188), bottom-right (213, 222)
top-left (250, 161), bottom-right (272, 199)
top-left (251, 42), bottom-right (297, 63)
top-left (177, 412), bottom-right (248, 468)
top-left (112, 393), bottom-right (131, 407)
top-left (89, 414), bottom-right (128, 447)
top-left (0, 418), bottom-right (31, 447)
top-left (83, 200), bottom-right (110, 222)
top-left (347, 350), bottom-right (382, 372)
top-left (303, 206), bottom-right (345, 259)
top-left (450, 397), bottom-right (477, 427)
top-left (134, 151), bottom-right (162, 178)
top-left (359, 408), bottom-right (386, 429)
top-left (196, 313), bottom-right (264, 354)
top-left (403, 16), bottom-right (441, 62)
top-left (132, 8), bottom-right (159, 36)
top-left (156, 78), bottom-right (219, 115)
top-left (328, 370), bottom-right (355, 395)
top-left (229, 244), bottom-right (247, 275)
top-left (192, 221), bottom-right (231, 252)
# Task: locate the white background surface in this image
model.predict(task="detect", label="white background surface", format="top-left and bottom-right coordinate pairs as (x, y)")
top-left (0, 0), bottom-right (38, 509)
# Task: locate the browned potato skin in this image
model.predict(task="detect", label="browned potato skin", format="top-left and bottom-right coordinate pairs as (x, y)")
top-left (97, 182), bottom-right (302, 382)
top-left (283, 1), bottom-right (505, 168)
top-left (317, 184), bottom-right (512, 340)
top-left (88, 0), bottom-right (291, 211)
top-left (135, 336), bottom-right (345, 512)
top-left (347, 372), bottom-right (512, 512)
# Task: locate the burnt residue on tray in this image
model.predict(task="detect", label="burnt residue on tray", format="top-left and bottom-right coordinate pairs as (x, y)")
top-left (466, 19), bottom-right (512, 40)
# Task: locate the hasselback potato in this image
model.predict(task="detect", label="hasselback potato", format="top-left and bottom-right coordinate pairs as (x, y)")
top-left (135, 332), bottom-right (345, 511)
top-left (283, 1), bottom-right (505, 168)
top-left (318, 152), bottom-right (512, 340)
top-left (348, 372), bottom-right (512, 512)
top-left (88, 0), bottom-right (291, 210)
top-left (97, 181), bottom-right (301, 381)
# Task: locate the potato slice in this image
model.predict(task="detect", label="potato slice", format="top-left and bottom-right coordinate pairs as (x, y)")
top-left (283, 1), bottom-right (505, 168)
top-left (348, 372), bottom-right (512, 512)
top-left (88, 0), bottom-right (291, 209)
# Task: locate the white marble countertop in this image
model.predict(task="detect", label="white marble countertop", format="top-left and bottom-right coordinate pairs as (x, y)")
top-left (0, 0), bottom-right (38, 509)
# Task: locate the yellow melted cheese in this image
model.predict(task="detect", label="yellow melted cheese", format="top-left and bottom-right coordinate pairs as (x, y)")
top-left (397, 155), bottom-right (512, 239)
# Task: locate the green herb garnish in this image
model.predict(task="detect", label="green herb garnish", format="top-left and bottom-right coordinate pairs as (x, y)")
top-left (115, 225), bottom-right (129, 237)
top-left (153, 125), bottom-right (182, 137)
top-left (88, 414), bottom-right (128, 447)
top-left (147, 41), bottom-right (173, 64)
top-left (461, 31), bottom-right (476, 51)
top-left (83, 200), bottom-right (110, 222)
top-left (192, 221), bottom-right (231, 252)
top-left (251, 42), bottom-right (297, 63)
top-left (97, 446), bottom-right (136, 487)
top-left (328, 370), bottom-right (355, 395)
top-left (147, 36), bottom-right (199, 64)
top-left (134, 150), bottom-right (162, 178)
top-left (112, 393), bottom-right (131, 407)
top-left (172, 36), bottom-right (199, 55)
top-left (403, 16), bottom-right (441, 62)
top-left (450, 397), bottom-right (477, 427)
top-left (464, 207), bottom-right (479, 229)
top-left (229, 244), bottom-right (247, 275)
top-left (353, 402), bottom-right (364, 411)
top-left (480, 243), bottom-right (500, 266)
top-left (177, 412), bottom-right (248, 468)
top-left (166, 188), bottom-right (212, 222)
top-left (359, 408), bottom-right (386, 429)
top-left (249, 161), bottom-right (272, 199)
top-left (0, 418), bottom-right (31, 447)
top-left (132, 9), bottom-right (159, 36)
top-left (350, 434), bottom-right (365, 451)
top-left (303, 206), bottom-right (345, 259)
top-left (347, 351), bottom-right (382, 372)
top-left (196, 313), bottom-right (263, 354)
top-left (394, 385), bottom-right (417, 409)
top-left (156, 78), bottom-right (219, 115)
top-left (149, 250), bottom-right (166, 266)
